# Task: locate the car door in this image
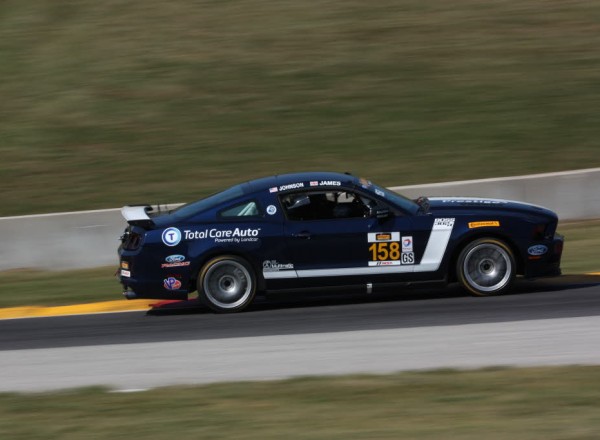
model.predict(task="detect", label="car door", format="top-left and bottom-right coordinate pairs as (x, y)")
top-left (280, 189), bottom-right (415, 280)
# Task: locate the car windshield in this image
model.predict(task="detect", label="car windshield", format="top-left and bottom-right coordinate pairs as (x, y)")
top-left (368, 183), bottom-right (420, 214)
top-left (170, 184), bottom-right (246, 220)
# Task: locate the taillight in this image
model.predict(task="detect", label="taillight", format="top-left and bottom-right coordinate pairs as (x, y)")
top-left (120, 228), bottom-right (142, 250)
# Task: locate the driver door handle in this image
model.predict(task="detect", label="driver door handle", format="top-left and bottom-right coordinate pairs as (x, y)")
top-left (292, 231), bottom-right (312, 240)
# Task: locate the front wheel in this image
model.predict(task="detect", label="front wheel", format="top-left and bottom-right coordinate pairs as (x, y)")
top-left (457, 238), bottom-right (515, 296)
top-left (197, 256), bottom-right (256, 313)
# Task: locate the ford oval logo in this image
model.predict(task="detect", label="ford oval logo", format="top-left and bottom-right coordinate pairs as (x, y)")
top-left (528, 245), bottom-right (548, 256)
top-left (166, 254), bottom-right (186, 263)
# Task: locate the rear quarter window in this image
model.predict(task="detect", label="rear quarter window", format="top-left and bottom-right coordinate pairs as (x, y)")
top-left (219, 200), bottom-right (262, 218)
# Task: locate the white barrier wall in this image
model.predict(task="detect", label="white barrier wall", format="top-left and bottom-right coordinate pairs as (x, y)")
top-left (390, 167), bottom-right (600, 219)
top-left (1, 168), bottom-right (599, 270)
top-left (0, 209), bottom-right (123, 271)
top-left (0, 205), bottom-right (182, 271)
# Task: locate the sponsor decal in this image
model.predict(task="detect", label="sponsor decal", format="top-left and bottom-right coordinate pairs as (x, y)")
top-left (310, 181), bottom-right (319, 186)
top-left (402, 236), bottom-right (413, 252)
top-left (401, 252), bottom-right (415, 265)
top-left (163, 277), bottom-right (182, 290)
top-left (279, 183), bottom-right (304, 191)
top-left (266, 205), bottom-right (277, 215)
top-left (162, 227), bottom-right (182, 247)
top-left (121, 269), bottom-right (131, 278)
top-left (375, 188), bottom-right (385, 197)
top-left (368, 232), bottom-right (400, 243)
top-left (369, 239), bottom-right (402, 265)
top-left (318, 180), bottom-right (341, 186)
top-left (166, 254), bottom-right (185, 263)
top-left (184, 227), bottom-right (261, 243)
top-left (120, 261), bottom-right (129, 270)
top-left (441, 199), bottom-right (505, 205)
top-left (162, 262), bottom-right (190, 268)
top-left (434, 218), bottom-right (455, 228)
top-left (269, 186), bottom-right (278, 193)
top-left (468, 221), bottom-right (500, 229)
top-left (161, 255), bottom-right (190, 269)
top-left (369, 260), bottom-right (400, 266)
top-left (528, 245), bottom-right (548, 256)
top-left (263, 260), bottom-right (295, 272)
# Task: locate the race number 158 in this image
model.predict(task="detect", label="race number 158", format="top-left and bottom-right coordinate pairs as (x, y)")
top-left (368, 242), bottom-right (400, 261)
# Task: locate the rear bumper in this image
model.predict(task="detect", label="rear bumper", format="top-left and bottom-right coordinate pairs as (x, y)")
top-left (119, 272), bottom-right (188, 300)
top-left (118, 249), bottom-right (190, 300)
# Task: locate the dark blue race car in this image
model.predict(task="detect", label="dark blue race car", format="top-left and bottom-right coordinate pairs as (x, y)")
top-left (118, 172), bottom-right (563, 313)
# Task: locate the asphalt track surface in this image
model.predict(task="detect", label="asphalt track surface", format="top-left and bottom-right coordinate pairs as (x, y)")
top-left (1, 275), bottom-right (599, 392)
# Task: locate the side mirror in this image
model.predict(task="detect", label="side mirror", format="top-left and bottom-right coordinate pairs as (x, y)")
top-left (370, 205), bottom-right (390, 219)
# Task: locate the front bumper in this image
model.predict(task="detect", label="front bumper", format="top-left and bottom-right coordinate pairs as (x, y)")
top-left (523, 233), bottom-right (564, 278)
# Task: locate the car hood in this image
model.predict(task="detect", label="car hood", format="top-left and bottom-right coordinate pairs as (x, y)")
top-left (427, 197), bottom-right (557, 219)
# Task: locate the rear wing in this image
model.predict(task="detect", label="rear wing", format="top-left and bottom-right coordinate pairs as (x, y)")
top-left (121, 205), bottom-right (154, 228)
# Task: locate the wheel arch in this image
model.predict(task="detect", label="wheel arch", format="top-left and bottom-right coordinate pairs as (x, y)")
top-left (189, 250), bottom-right (266, 293)
top-left (447, 231), bottom-right (524, 282)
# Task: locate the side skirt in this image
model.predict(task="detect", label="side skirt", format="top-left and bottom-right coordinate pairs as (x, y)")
top-left (264, 279), bottom-right (448, 296)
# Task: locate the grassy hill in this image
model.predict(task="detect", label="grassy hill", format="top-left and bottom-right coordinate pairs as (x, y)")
top-left (2, 367), bottom-right (600, 439)
top-left (1, 0), bottom-right (600, 215)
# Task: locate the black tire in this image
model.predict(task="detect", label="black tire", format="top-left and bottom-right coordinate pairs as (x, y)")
top-left (197, 255), bottom-right (256, 313)
top-left (456, 238), bottom-right (516, 296)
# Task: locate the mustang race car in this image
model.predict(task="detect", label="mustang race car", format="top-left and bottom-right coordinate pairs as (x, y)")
top-left (118, 172), bottom-right (563, 312)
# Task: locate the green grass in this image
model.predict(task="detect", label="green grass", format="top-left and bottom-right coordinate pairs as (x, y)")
top-left (0, 267), bottom-right (118, 308)
top-left (1, 367), bottom-right (600, 439)
top-left (560, 220), bottom-right (600, 274)
top-left (1, 0), bottom-right (600, 216)
top-left (0, 220), bottom-right (597, 308)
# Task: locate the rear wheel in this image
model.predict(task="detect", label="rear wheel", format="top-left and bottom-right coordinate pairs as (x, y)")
top-left (197, 256), bottom-right (256, 313)
top-left (457, 238), bottom-right (515, 296)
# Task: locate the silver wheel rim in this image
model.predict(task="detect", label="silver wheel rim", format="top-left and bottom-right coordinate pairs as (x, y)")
top-left (203, 260), bottom-right (253, 309)
top-left (463, 243), bottom-right (512, 293)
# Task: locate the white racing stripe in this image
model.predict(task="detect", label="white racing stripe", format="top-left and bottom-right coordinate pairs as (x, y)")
top-left (415, 218), bottom-right (455, 273)
top-left (264, 218), bottom-right (455, 279)
top-left (296, 266), bottom-right (414, 278)
top-left (263, 271), bottom-right (297, 279)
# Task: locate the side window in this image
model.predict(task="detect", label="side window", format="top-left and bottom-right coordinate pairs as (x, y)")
top-left (219, 200), bottom-right (261, 218)
top-left (280, 191), bottom-right (374, 221)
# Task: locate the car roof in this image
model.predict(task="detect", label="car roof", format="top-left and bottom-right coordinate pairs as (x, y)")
top-left (246, 172), bottom-right (358, 192)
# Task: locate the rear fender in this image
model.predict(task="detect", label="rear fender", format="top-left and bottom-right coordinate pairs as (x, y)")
top-left (189, 250), bottom-right (266, 293)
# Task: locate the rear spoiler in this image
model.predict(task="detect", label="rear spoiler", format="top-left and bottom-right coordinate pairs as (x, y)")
top-left (121, 205), bottom-right (155, 228)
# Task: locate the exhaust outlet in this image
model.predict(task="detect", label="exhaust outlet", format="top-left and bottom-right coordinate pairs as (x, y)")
top-left (122, 290), bottom-right (138, 300)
